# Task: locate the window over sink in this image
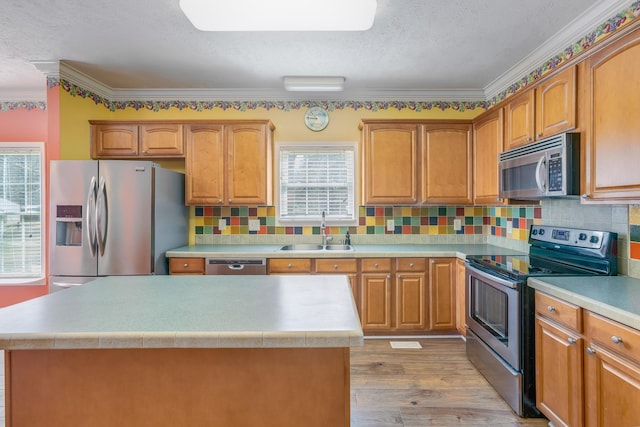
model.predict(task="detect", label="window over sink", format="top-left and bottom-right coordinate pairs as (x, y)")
top-left (276, 142), bottom-right (357, 225)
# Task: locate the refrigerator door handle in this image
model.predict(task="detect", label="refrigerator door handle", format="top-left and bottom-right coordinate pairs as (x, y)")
top-left (86, 176), bottom-right (98, 257)
top-left (96, 176), bottom-right (108, 256)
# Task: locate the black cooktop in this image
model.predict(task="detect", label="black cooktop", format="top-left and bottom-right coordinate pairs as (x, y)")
top-left (466, 225), bottom-right (618, 281)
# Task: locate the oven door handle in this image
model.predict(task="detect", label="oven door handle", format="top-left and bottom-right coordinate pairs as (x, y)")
top-left (466, 263), bottom-right (519, 289)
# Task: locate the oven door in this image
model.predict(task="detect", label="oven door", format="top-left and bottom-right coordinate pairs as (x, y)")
top-left (466, 264), bottom-right (521, 370)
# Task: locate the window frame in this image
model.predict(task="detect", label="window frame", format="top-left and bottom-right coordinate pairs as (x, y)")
top-left (275, 141), bottom-right (359, 227)
top-left (0, 142), bottom-right (45, 285)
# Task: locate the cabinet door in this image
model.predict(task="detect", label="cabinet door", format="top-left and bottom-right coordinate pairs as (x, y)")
top-left (473, 108), bottom-right (505, 205)
top-left (361, 123), bottom-right (419, 205)
top-left (226, 123), bottom-right (272, 205)
top-left (584, 344), bottom-right (640, 427)
top-left (360, 273), bottom-right (392, 330)
top-left (185, 124), bottom-right (225, 205)
top-left (583, 31), bottom-right (640, 201)
top-left (535, 316), bottom-right (584, 427)
top-left (395, 272), bottom-right (427, 330)
top-left (455, 259), bottom-right (466, 335)
top-left (505, 90), bottom-right (535, 149)
top-left (140, 123), bottom-right (184, 157)
top-left (428, 258), bottom-right (456, 330)
top-left (421, 124), bottom-right (473, 205)
top-left (535, 66), bottom-right (576, 140)
top-left (91, 124), bottom-right (139, 158)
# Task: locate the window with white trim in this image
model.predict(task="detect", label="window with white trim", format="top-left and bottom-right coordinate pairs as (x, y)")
top-left (0, 143), bottom-right (44, 282)
top-left (277, 142), bottom-right (357, 225)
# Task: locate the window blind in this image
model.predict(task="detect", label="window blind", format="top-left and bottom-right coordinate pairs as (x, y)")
top-left (0, 146), bottom-right (43, 278)
top-left (279, 147), bottom-right (355, 221)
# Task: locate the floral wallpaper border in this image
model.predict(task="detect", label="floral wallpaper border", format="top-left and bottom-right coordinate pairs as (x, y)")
top-left (0, 101), bottom-right (47, 112)
top-left (3, 1), bottom-right (640, 112)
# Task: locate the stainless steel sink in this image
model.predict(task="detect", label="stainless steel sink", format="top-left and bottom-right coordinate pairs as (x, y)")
top-left (278, 244), bottom-right (353, 251)
top-left (324, 244), bottom-right (352, 251)
top-left (279, 244), bottom-right (324, 251)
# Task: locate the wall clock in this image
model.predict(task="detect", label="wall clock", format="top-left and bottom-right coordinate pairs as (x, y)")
top-left (304, 107), bottom-right (329, 131)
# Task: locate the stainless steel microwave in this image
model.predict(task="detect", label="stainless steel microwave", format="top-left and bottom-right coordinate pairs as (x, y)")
top-left (499, 132), bottom-right (579, 199)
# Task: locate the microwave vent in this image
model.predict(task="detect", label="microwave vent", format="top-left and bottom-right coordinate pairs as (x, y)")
top-left (499, 134), bottom-right (568, 161)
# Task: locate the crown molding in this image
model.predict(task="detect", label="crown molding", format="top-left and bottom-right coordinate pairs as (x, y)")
top-left (484, 0), bottom-right (635, 100)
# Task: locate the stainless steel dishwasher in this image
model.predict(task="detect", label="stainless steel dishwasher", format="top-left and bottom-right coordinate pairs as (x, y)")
top-left (205, 258), bottom-right (267, 275)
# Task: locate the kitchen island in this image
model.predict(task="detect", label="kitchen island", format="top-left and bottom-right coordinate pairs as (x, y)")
top-left (0, 275), bottom-right (363, 427)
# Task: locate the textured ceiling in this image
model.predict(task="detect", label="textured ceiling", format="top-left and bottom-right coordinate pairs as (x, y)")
top-left (0, 0), bottom-right (630, 102)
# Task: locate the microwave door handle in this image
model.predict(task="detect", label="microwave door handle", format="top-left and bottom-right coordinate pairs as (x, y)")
top-left (535, 156), bottom-right (547, 193)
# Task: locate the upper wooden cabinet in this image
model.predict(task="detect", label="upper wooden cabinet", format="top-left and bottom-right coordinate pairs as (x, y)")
top-left (421, 124), bottom-right (473, 205)
top-left (90, 121), bottom-right (184, 159)
top-left (582, 29), bottom-right (640, 201)
top-left (185, 121), bottom-right (274, 206)
top-left (360, 122), bottom-right (419, 205)
top-left (360, 120), bottom-right (472, 205)
top-left (472, 108), bottom-right (505, 205)
top-left (504, 66), bottom-right (577, 149)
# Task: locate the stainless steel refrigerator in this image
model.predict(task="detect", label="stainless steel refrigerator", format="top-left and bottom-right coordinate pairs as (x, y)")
top-left (49, 160), bottom-right (188, 291)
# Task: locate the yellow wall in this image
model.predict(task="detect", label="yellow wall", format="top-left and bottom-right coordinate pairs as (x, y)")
top-left (60, 90), bottom-right (483, 160)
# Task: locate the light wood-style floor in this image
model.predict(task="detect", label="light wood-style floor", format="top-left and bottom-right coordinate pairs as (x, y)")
top-left (350, 338), bottom-right (550, 427)
top-left (0, 341), bottom-right (550, 427)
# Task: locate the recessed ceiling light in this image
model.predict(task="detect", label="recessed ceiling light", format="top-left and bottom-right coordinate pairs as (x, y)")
top-left (283, 77), bottom-right (345, 92)
top-left (179, 0), bottom-right (377, 31)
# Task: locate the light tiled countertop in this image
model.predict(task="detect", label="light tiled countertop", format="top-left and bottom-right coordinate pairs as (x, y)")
top-left (528, 276), bottom-right (640, 330)
top-left (166, 243), bottom-right (527, 259)
top-left (0, 275), bottom-right (363, 350)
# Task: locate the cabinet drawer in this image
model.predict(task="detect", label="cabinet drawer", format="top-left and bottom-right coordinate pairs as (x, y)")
top-left (315, 259), bottom-right (358, 273)
top-left (169, 257), bottom-right (205, 275)
top-left (535, 291), bottom-right (582, 332)
top-left (361, 258), bottom-right (392, 272)
top-left (585, 311), bottom-right (640, 363)
top-left (396, 258), bottom-right (426, 272)
top-left (268, 258), bottom-right (312, 273)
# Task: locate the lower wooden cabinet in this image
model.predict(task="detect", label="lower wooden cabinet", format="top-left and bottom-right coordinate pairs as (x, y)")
top-left (429, 258), bottom-right (456, 330)
top-left (169, 257), bottom-right (205, 275)
top-left (455, 259), bottom-right (466, 335)
top-left (535, 290), bottom-right (640, 427)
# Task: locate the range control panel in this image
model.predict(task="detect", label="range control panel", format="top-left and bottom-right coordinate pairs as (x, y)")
top-left (529, 225), bottom-right (605, 249)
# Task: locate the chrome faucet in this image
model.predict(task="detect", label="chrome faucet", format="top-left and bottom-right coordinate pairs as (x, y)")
top-left (321, 211), bottom-right (332, 246)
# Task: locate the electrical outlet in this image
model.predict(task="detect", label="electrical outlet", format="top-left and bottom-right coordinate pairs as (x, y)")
top-left (387, 219), bottom-right (395, 231)
top-left (248, 219), bottom-right (260, 232)
top-left (506, 219), bottom-right (513, 235)
top-left (453, 219), bottom-right (462, 231)
top-left (218, 218), bottom-right (227, 231)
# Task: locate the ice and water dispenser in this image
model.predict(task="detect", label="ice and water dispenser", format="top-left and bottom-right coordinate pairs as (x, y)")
top-left (55, 205), bottom-right (83, 246)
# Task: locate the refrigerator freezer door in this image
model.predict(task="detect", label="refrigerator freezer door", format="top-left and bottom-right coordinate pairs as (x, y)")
top-left (49, 161), bottom-right (99, 276)
top-left (97, 161), bottom-right (153, 275)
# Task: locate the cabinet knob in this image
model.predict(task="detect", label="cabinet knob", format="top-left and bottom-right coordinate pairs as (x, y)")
top-left (586, 347), bottom-right (596, 355)
top-left (183, 263), bottom-right (188, 268)
top-left (397, 274), bottom-right (402, 279)
top-left (567, 337), bottom-right (577, 345)
top-left (228, 199), bottom-right (232, 203)
top-left (142, 150), bottom-right (147, 154)
top-left (547, 305), bottom-right (556, 313)
top-left (333, 264), bottom-right (339, 270)
top-left (536, 133), bottom-right (542, 138)
top-left (581, 194), bottom-right (589, 199)
top-left (287, 263), bottom-right (293, 268)
top-left (218, 199), bottom-right (223, 203)
top-left (386, 274), bottom-right (391, 279)
top-left (131, 150), bottom-right (136, 154)
top-left (611, 335), bottom-right (623, 344)
top-left (526, 136), bottom-right (533, 142)
top-left (409, 263), bottom-right (414, 268)
top-left (374, 263), bottom-right (379, 268)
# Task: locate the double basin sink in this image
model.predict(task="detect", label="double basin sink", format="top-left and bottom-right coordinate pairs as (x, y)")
top-left (278, 244), bottom-right (353, 252)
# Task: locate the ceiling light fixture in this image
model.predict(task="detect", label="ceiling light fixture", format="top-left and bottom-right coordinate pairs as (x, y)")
top-left (283, 76), bottom-right (345, 92)
top-left (179, 0), bottom-right (377, 31)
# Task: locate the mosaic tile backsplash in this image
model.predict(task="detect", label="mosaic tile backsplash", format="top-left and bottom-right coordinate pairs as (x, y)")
top-left (630, 205), bottom-right (640, 261)
top-left (193, 205), bottom-right (542, 241)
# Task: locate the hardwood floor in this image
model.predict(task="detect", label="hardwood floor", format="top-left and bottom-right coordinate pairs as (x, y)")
top-left (350, 338), bottom-right (549, 426)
